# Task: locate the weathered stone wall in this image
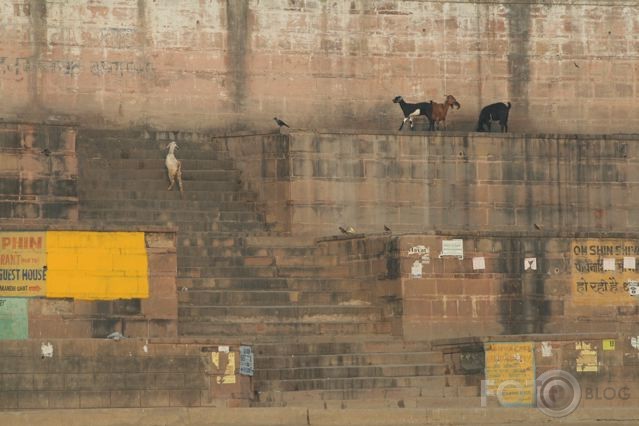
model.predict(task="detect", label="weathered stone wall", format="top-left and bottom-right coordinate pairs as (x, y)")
top-left (435, 334), bottom-right (639, 411)
top-left (0, 339), bottom-right (251, 409)
top-left (230, 131), bottom-right (639, 236)
top-left (0, 123), bottom-right (77, 221)
top-left (1, 1), bottom-right (637, 133)
top-left (399, 234), bottom-right (639, 340)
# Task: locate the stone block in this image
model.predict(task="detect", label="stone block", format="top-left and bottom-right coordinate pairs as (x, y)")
top-left (48, 390), bottom-right (80, 408)
top-left (110, 390), bottom-right (141, 408)
top-left (169, 389), bottom-right (201, 407)
top-left (141, 389), bottom-right (170, 407)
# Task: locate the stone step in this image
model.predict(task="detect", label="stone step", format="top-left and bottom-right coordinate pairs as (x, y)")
top-left (254, 351), bottom-right (444, 369)
top-left (254, 364), bottom-right (449, 381)
top-left (82, 158), bottom-right (237, 170)
top-left (81, 178), bottom-right (243, 192)
top-left (178, 290), bottom-right (367, 306)
top-left (252, 395), bottom-right (484, 409)
top-left (175, 220), bottom-right (266, 233)
top-left (178, 320), bottom-right (392, 338)
top-left (254, 387), bottom-right (481, 405)
top-left (177, 277), bottom-right (378, 292)
top-left (85, 148), bottom-right (232, 160)
top-left (77, 189), bottom-right (258, 202)
top-left (82, 168), bottom-right (241, 181)
top-left (80, 208), bottom-right (220, 223)
top-left (179, 255), bottom-right (276, 268)
top-left (177, 305), bottom-right (384, 322)
top-left (79, 135), bottom-right (228, 150)
top-left (251, 340), bottom-right (434, 357)
top-left (82, 199), bottom-right (257, 211)
top-left (178, 265), bottom-right (277, 278)
top-left (81, 209), bottom-right (262, 225)
top-left (255, 374), bottom-right (470, 392)
top-left (244, 236), bottom-right (318, 249)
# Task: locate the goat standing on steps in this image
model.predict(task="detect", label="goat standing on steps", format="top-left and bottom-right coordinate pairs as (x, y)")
top-left (165, 141), bottom-right (183, 196)
top-left (430, 95), bottom-right (461, 131)
top-left (392, 96), bottom-right (434, 131)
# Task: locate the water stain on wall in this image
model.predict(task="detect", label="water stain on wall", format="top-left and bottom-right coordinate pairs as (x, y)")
top-left (506, 3), bottom-right (531, 115)
top-left (225, 0), bottom-right (250, 115)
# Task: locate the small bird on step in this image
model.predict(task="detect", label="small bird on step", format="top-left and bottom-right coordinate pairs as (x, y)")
top-left (41, 148), bottom-right (51, 156)
top-left (534, 223), bottom-right (543, 230)
top-left (339, 226), bottom-right (355, 235)
top-left (384, 225), bottom-right (391, 233)
top-left (273, 117), bottom-right (290, 128)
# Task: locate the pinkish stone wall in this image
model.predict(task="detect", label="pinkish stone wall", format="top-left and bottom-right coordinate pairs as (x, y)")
top-left (0, 1), bottom-right (637, 133)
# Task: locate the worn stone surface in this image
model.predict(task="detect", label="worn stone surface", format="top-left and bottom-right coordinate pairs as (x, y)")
top-left (399, 233), bottom-right (639, 340)
top-left (0, 124), bottom-right (78, 221)
top-left (0, 339), bottom-right (249, 410)
top-left (226, 131), bottom-right (639, 236)
top-left (0, 1), bottom-right (637, 133)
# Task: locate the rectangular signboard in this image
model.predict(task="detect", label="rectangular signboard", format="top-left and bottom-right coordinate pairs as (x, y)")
top-left (0, 232), bottom-right (47, 297)
top-left (572, 239), bottom-right (639, 305)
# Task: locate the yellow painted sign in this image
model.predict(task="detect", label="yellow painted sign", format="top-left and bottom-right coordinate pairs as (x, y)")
top-left (603, 339), bottom-right (616, 351)
top-left (576, 342), bottom-right (598, 372)
top-left (485, 342), bottom-right (535, 407)
top-left (0, 232), bottom-right (47, 297)
top-left (212, 352), bottom-right (237, 384)
top-left (46, 231), bottom-right (148, 300)
top-left (571, 239), bottom-right (639, 305)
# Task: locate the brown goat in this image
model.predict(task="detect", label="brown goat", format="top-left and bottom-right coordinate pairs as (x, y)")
top-left (429, 95), bottom-right (461, 130)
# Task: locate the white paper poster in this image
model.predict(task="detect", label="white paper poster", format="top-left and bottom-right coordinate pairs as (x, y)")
top-left (440, 239), bottom-right (464, 259)
top-left (603, 258), bottom-right (616, 271)
top-left (524, 258), bottom-right (537, 271)
top-left (472, 257), bottom-right (485, 270)
top-left (624, 257), bottom-right (636, 270)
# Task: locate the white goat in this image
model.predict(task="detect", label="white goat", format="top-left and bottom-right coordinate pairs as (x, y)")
top-left (165, 141), bottom-right (183, 194)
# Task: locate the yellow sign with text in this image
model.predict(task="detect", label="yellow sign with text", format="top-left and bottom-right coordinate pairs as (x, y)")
top-left (571, 239), bottom-right (639, 305)
top-left (485, 342), bottom-right (535, 407)
top-left (0, 232), bottom-right (47, 297)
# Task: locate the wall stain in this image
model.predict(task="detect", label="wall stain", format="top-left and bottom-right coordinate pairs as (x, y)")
top-left (27, 0), bottom-right (48, 116)
top-left (506, 3), bottom-right (531, 115)
top-left (225, 0), bottom-right (250, 115)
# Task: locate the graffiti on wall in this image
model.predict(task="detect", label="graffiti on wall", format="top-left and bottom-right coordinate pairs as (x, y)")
top-left (0, 57), bottom-right (153, 79)
top-left (572, 240), bottom-right (639, 305)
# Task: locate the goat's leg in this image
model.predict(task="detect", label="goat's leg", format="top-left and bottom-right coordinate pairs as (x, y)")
top-left (399, 118), bottom-right (407, 131)
top-left (177, 163), bottom-right (184, 193)
top-left (409, 118), bottom-right (414, 130)
top-left (168, 173), bottom-right (175, 191)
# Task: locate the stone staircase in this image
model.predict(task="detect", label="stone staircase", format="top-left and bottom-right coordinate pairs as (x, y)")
top-left (252, 339), bottom-right (482, 409)
top-left (76, 130), bottom-right (479, 408)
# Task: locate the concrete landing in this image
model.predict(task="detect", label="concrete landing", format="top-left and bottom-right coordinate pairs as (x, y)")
top-left (2, 407), bottom-right (639, 426)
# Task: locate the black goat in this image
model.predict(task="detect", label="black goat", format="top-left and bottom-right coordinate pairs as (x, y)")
top-left (477, 102), bottom-right (511, 132)
top-left (392, 96), bottom-right (434, 131)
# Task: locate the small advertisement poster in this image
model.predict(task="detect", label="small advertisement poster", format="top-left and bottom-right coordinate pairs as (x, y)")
top-left (0, 232), bottom-right (47, 297)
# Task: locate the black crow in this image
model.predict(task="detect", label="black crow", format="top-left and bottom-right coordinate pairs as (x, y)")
top-left (274, 117), bottom-right (289, 128)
